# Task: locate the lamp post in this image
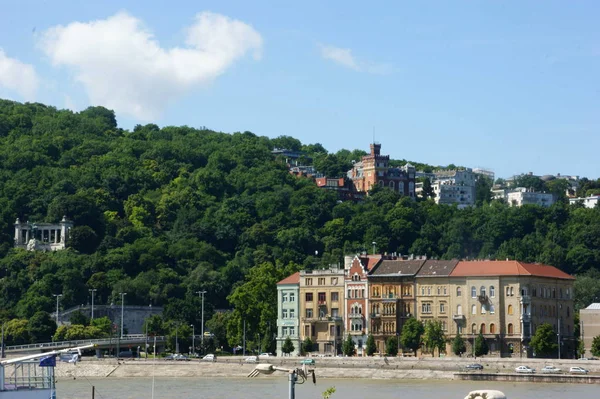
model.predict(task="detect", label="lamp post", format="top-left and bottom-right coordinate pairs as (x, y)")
top-left (190, 324), bottom-right (195, 356)
top-left (372, 241), bottom-right (376, 255)
top-left (119, 292), bottom-right (127, 339)
top-left (175, 322), bottom-right (180, 354)
top-left (196, 290), bottom-right (207, 353)
top-left (248, 363), bottom-right (316, 399)
top-left (52, 294), bottom-right (63, 326)
top-left (89, 289), bottom-right (97, 320)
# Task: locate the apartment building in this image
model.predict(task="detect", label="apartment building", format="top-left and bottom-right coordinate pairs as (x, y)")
top-left (344, 254), bottom-right (381, 355)
top-left (493, 187), bottom-right (555, 207)
top-left (368, 258), bottom-right (425, 354)
top-left (431, 169), bottom-right (477, 209)
top-left (299, 267), bottom-right (345, 355)
top-left (276, 272), bottom-right (301, 356)
top-left (569, 195), bottom-right (600, 209)
top-left (580, 303), bottom-right (600, 358)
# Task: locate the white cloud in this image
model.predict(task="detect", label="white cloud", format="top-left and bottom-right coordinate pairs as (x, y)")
top-left (0, 49), bottom-right (39, 100)
top-left (40, 11), bottom-right (263, 121)
top-left (318, 43), bottom-right (392, 75)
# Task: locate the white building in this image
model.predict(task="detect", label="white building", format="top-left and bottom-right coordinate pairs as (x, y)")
top-left (14, 216), bottom-right (73, 251)
top-left (473, 168), bottom-right (495, 183)
top-left (431, 169), bottom-right (477, 209)
top-left (494, 187), bottom-right (555, 207)
top-left (569, 195), bottom-right (600, 209)
top-left (276, 272), bottom-right (301, 356)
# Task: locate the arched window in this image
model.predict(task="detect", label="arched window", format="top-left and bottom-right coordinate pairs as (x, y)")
top-left (510, 287), bottom-right (514, 296)
top-left (489, 323), bottom-right (496, 334)
top-left (457, 287), bottom-right (462, 296)
top-left (506, 286), bottom-right (510, 296)
top-left (490, 304), bottom-right (495, 314)
top-left (489, 286), bottom-right (495, 298)
top-left (480, 323), bottom-right (486, 334)
top-left (471, 305), bottom-right (476, 315)
top-left (471, 323), bottom-right (477, 334)
top-left (389, 181), bottom-right (395, 190)
top-left (457, 304), bottom-right (463, 315)
top-left (508, 304), bottom-right (513, 315)
top-left (508, 323), bottom-right (514, 334)
top-left (480, 286), bottom-right (486, 297)
top-left (471, 286), bottom-right (477, 298)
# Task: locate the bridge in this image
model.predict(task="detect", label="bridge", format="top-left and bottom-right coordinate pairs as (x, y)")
top-left (4, 334), bottom-right (167, 355)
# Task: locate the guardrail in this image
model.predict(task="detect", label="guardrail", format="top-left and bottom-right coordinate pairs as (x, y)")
top-left (6, 335), bottom-right (167, 352)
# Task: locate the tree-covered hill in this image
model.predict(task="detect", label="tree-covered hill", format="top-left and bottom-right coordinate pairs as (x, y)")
top-left (1, 99), bottom-right (599, 349)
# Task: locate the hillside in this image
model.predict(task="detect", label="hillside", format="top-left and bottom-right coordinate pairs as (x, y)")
top-left (0, 99), bottom-right (599, 350)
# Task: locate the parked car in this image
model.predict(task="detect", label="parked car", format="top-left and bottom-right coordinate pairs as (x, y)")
top-left (202, 354), bottom-right (216, 362)
top-left (174, 354), bottom-right (190, 361)
top-left (465, 363), bottom-right (483, 370)
top-left (515, 366), bottom-right (535, 374)
top-left (258, 352), bottom-right (273, 358)
top-left (541, 366), bottom-right (561, 374)
top-left (300, 358), bottom-right (315, 365)
top-left (245, 356), bottom-right (258, 363)
top-left (569, 366), bottom-right (589, 374)
top-left (118, 351), bottom-right (134, 359)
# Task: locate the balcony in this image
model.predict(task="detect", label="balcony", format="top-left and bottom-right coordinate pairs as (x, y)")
top-left (318, 300), bottom-right (327, 306)
top-left (349, 313), bottom-right (364, 319)
top-left (382, 294), bottom-right (398, 302)
top-left (452, 314), bottom-right (465, 321)
top-left (370, 313), bottom-right (381, 319)
top-left (477, 294), bottom-right (488, 303)
top-left (520, 295), bottom-right (531, 304)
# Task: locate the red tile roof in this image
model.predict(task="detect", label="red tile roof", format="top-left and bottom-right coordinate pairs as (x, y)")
top-left (277, 272), bottom-right (300, 285)
top-left (358, 255), bottom-right (382, 271)
top-left (450, 261), bottom-right (574, 280)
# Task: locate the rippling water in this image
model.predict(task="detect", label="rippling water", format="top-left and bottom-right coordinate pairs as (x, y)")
top-left (58, 377), bottom-right (597, 399)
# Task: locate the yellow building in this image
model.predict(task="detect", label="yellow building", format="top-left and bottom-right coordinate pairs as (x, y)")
top-left (299, 267), bottom-right (345, 355)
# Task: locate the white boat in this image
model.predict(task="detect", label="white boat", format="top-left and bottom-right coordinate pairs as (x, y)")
top-left (0, 344), bottom-right (95, 398)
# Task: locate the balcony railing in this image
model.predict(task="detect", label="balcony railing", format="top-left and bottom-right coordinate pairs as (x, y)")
top-left (370, 313), bottom-right (381, 318)
top-left (349, 313), bottom-right (364, 319)
top-left (477, 294), bottom-right (488, 303)
top-left (452, 314), bottom-right (465, 320)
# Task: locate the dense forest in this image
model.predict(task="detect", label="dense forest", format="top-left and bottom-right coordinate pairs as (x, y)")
top-left (1, 99), bottom-right (600, 352)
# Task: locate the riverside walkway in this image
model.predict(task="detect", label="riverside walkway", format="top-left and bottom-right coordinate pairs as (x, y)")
top-left (4, 334), bottom-right (166, 354)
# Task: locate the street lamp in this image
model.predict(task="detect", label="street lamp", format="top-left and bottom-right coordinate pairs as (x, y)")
top-left (190, 324), bottom-right (195, 355)
top-left (248, 363), bottom-right (316, 399)
top-left (52, 294), bottom-right (63, 326)
top-left (89, 289), bottom-right (97, 320)
top-left (119, 292), bottom-right (127, 339)
top-left (175, 322), bottom-right (180, 354)
top-left (372, 241), bottom-right (376, 255)
top-left (196, 290), bottom-right (207, 352)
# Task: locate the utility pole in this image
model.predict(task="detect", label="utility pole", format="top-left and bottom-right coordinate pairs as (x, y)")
top-left (243, 319), bottom-right (246, 356)
top-left (89, 289), bottom-right (97, 320)
top-left (190, 324), bottom-right (195, 355)
top-left (1, 322), bottom-right (5, 359)
top-left (175, 322), bottom-right (179, 354)
top-left (119, 292), bottom-right (127, 338)
top-left (196, 290), bottom-right (206, 353)
top-left (557, 318), bottom-right (561, 359)
top-left (52, 294), bottom-right (63, 326)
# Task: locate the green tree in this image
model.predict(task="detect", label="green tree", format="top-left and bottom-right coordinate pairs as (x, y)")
top-left (365, 334), bottom-right (376, 356)
top-left (90, 316), bottom-right (112, 336)
top-left (474, 333), bottom-right (489, 357)
top-left (144, 315), bottom-right (166, 336)
top-left (386, 336), bottom-right (399, 356)
top-left (590, 335), bottom-right (600, 357)
top-left (4, 319), bottom-right (31, 346)
top-left (69, 310), bottom-right (90, 326)
top-left (578, 340), bottom-right (586, 358)
top-left (423, 320), bottom-right (446, 357)
top-left (452, 333), bottom-right (466, 356)
top-left (302, 337), bottom-right (314, 355)
top-left (420, 178), bottom-right (435, 200)
top-left (282, 336), bottom-right (295, 356)
top-left (530, 323), bottom-right (557, 358)
top-left (28, 311), bottom-right (57, 343)
top-left (342, 334), bottom-right (355, 357)
top-left (400, 318), bottom-right (424, 355)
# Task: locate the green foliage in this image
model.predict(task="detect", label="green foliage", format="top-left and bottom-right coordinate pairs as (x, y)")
top-left (452, 333), bottom-right (466, 356)
top-left (302, 337), bottom-right (314, 355)
top-left (342, 334), bottom-right (355, 357)
top-left (28, 311), bottom-right (57, 343)
top-left (206, 312), bottom-right (231, 351)
top-left (322, 387), bottom-right (336, 399)
top-left (474, 333), bottom-right (489, 357)
top-left (69, 311), bottom-right (90, 326)
top-left (282, 336), bottom-right (295, 355)
top-left (386, 336), bottom-right (399, 356)
top-left (590, 336), bottom-right (600, 357)
top-left (423, 320), bottom-right (446, 357)
top-left (365, 334), bottom-right (376, 356)
top-left (574, 269), bottom-right (600, 310)
top-left (578, 340), bottom-right (586, 358)
top-left (400, 318), bottom-right (424, 355)
top-left (90, 316), bottom-right (112, 336)
top-left (419, 178), bottom-right (435, 200)
top-left (530, 323), bottom-right (557, 358)
top-left (4, 319), bottom-right (30, 345)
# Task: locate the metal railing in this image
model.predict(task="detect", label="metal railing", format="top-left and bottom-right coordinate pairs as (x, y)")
top-left (6, 335), bottom-right (166, 352)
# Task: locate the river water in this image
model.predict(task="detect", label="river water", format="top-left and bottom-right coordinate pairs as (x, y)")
top-left (58, 377), bottom-right (598, 399)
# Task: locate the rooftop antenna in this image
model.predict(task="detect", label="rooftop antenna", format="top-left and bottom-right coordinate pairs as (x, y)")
top-left (372, 126), bottom-right (375, 144)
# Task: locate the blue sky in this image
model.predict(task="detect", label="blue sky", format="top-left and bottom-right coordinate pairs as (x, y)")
top-left (1, 1), bottom-right (599, 178)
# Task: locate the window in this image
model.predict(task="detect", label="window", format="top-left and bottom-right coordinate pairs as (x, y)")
top-left (489, 323), bottom-right (495, 334)
top-left (456, 287), bottom-right (462, 296)
top-left (437, 287), bottom-right (441, 295)
top-left (282, 293), bottom-right (288, 302)
top-left (441, 321), bottom-right (447, 331)
top-left (304, 325), bottom-right (310, 336)
top-left (489, 286), bottom-right (495, 298)
top-left (330, 325), bottom-right (336, 335)
top-left (318, 278), bottom-right (325, 286)
top-left (490, 304), bottom-right (495, 314)
top-left (347, 289), bottom-right (351, 299)
top-left (427, 287), bottom-right (431, 295)
top-left (331, 308), bottom-right (339, 317)
top-left (471, 286), bottom-right (477, 298)
top-left (480, 323), bottom-right (486, 334)
top-left (508, 323), bottom-right (514, 334)
top-left (457, 304), bottom-right (462, 315)
top-left (440, 302), bottom-right (445, 313)
top-left (282, 327), bottom-right (288, 336)
top-left (290, 309), bottom-right (295, 318)
top-left (443, 287), bottom-right (447, 295)
top-left (481, 305), bottom-right (486, 314)
top-left (318, 292), bottom-right (326, 302)
top-left (422, 303), bottom-right (432, 314)
top-left (282, 309), bottom-right (288, 319)
top-left (290, 293), bottom-right (295, 302)
top-left (306, 309), bottom-right (313, 318)
top-left (506, 286), bottom-right (510, 296)
top-left (305, 293), bottom-right (313, 302)
top-left (471, 323), bottom-right (477, 334)
top-left (480, 286), bottom-right (486, 297)
top-left (332, 277), bottom-right (338, 285)
top-left (331, 292), bottom-right (339, 302)
top-left (471, 305), bottom-right (476, 315)
top-left (510, 287), bottom-right (514, 296)
top-left (566, 288), bottom-right (570, 299)
top-left (508, 304), bottom-right (513, 315)
top-left (421, 287), bottom-right (425, 295)
top-left (305, 278), bottom-right (313, 286)
top-left (289, 327), bottom-right (295, 336)
top-left (567, 307), bottom-right (570, 317)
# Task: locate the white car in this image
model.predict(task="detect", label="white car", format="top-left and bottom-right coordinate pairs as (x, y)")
top-left (245, 356), bottom-right (258, 363)
top-left (541, 366), bottom-right (561, 374)
top-left (569, 366), bottom-right (589, 374)
top-left (258, 353), bottom-right (273, 358)
top-left (515, 365), bottom-right (535, 374)
top-left (202, 354), bottom-right (216, 362)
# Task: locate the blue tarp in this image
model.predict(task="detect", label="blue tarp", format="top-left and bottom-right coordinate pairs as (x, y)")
top-left (39, 355), bottom-right (56, 367)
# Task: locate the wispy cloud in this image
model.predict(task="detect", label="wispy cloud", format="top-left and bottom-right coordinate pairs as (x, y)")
top-left (0, 49), bottom-right (39, 100)
top-left (40, 11), bottom-right (263, 121)
top-left (318, 43), bottom-right (392, 75)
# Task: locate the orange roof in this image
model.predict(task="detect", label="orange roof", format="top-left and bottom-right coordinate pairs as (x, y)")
top-left (451, 261), bottom-right (574, 280)
top-left (277, 272), bottom-right (300, 285)
top-left (361, 255), bottom-right (382, 271)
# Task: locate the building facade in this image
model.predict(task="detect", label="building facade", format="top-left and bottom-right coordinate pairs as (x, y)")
top-left (299, 267), bottom-right (345, 355)
top-left (580, 303), bottom-right (600, 358)
top-left (276, 272), bottom-right (301, 356)
top-left (569, 195), bottom-right (600, 209)
top-left (431, 169), bottom-right (477, 209)
top-left (348, 143), bottom-right (416, 197)
top-left (493, 187), bottom-right (555, 207)
top-left (14, 216), bottom-right (73, 251)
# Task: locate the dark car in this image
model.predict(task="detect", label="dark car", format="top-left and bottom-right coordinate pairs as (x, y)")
top-left (118, 351), bottom-right (134, 358)
top-left (465, 363), bottom-right (483, 370)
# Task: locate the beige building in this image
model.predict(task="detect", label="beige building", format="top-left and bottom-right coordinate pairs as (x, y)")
top-left (580, 303), bottom-right (600, 358)
top-left (299, 267), bottom-right (345, 355)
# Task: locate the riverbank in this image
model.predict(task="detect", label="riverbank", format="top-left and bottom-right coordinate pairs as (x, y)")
top-left (54, 356), bottom-right (600, 383)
